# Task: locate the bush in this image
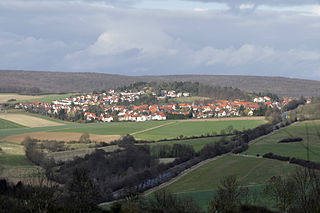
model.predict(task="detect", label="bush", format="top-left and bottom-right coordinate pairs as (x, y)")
top-left (262, 153), bottom-right (290, 162)
top-left (232, 143), bottom-right (249, 154)
top-left (289, 158), bottom-right (320, 170)
top-left (278, 137), bottom-right (303, 143)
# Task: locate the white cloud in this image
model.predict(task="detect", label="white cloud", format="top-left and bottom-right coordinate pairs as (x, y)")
top-left (239, 4), bottom-right (255, 10)
top-left (194, 8), bottom-right (209, 12)
top-left (313, 5), bottom-right (320, 15)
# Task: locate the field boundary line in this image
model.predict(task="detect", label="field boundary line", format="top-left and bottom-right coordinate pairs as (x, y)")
top-left (131, 121), bottom-right (177, 135)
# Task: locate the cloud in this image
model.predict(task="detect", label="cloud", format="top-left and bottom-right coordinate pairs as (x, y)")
top-left (1, 0), bottom-right (320, 79)
top-left (183, 0), bottom-right (320, 12)
top-left (194, 8), bottom-right (209, 12)
top-left (193, 45), bottom-right (275, 66)
top-left (183, 0), bottom-right (320, 6)
top-left (313, 5), bottom-right (320, 15)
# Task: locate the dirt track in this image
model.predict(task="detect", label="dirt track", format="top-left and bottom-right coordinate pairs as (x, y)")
top-left (3, 132), bottom-right (120, 143)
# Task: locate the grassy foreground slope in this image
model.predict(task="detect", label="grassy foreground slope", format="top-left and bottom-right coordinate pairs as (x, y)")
top-left (165, 155), bottom-right (296, 193)
top-left (246, 120), bottom-right (320, 161)
top-left (0, 118), bottom-right (24, 129)
top-left (164, 155), bottom-right (297, 210)
top-left (134, 120), bottom-right (267, 140)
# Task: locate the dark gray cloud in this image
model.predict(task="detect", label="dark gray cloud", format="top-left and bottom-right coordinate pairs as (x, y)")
top-left (1, 0), bottom-right (320, 80)
top-left (183, 0), bottom-right (320, 12)
top-left (183, 0), bottom-right (320, 6)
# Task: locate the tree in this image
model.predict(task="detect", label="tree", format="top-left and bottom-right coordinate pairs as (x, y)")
top-left (139, 190), bottom-right (202, 213)
top-left (79, 132), bottom-right (90, 143)
top-left (264, 176), bottom-right (295, 212)
top-left (67, 168), bottom-right (102, 212)
top-left (209, 176), bottom-right (248, 213)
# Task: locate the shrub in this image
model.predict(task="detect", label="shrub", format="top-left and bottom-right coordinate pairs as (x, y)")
top-left (262, 153), bottom-right (290, 162)
top-left (278, 137), bottom-right (303, 143)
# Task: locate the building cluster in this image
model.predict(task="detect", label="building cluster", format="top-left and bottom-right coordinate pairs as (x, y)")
top-left (15, 89), bottom-right (307, 123)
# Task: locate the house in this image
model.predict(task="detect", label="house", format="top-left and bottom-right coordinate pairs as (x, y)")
top-left (102, 115), bottom-right (114, 122)
top-left (217, 111), bottom-right (226, 118)
top-left (247, 110), bottom-right (254, 116)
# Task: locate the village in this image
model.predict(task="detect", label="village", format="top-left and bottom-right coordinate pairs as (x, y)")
top-left (15, 88), bottom-right (310, 123)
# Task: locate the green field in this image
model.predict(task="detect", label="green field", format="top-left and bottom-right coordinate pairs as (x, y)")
top-left (54, 121), bottom-right (169, 136)
top-left (176, 185), bottom-right (270, 212)
top-left (246, 120), bottom-right (320, 161)
top-left (164, 155), bottom-right (297, 210)
top-left (0, 118), bottom-right (267, 142)
top-left (25, 93), bottom-right (77, 103)
top-left (0, 118), bottom-right (24, 129)
top-left (0, 141), bottom-right (37, 179)
top-left (148, 136), bottom-right (229, 152)
top-left (134, 120), bottom-right (267, 140)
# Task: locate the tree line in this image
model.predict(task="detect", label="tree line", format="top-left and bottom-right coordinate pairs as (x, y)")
top-left (117, 81), bottom-right (250, 100)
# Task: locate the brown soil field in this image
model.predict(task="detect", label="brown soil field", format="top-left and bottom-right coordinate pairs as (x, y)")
top-left (0, 94), bottom-right (40, 103)
top-left (0, 113), bottom-right (63, 127)
top-left (3, 132), bottom-right (121, 143)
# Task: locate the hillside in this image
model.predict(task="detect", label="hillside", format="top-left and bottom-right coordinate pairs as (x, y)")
top-left (1, 70), bottom-right (320, 97)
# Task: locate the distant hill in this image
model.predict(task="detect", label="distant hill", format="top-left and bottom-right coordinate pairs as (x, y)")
top-left (1, 70), bottom-right (320, 97)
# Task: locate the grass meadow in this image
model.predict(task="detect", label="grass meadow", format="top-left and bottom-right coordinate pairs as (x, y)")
top-left (246, 120), bottom-right (320, 161)
top-left (148, 136), bottom-right (230, 152)
top-left (164, 154), bottom-right (297, 211)
top-left (134, 120), bottom-right (267, 140)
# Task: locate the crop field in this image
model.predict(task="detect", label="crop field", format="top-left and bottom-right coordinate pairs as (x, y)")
top-left (0, 113), bottom-right (64, 128)
top-left (148, 136), bottom-right (229, 152)
top-left (0, 118), bottom-right (24, 129)
top-left (3, 132), bottom-right (121, 144)
top-left (164, 155), bottom-right (297, 210)
top-left (0, 141), bottom-right (38, 180)
top-left (0, 93), bottom-right (41, 103)
top-left (0, 93), bottom-right (76, 104)
top-left (24, 93), bottom-right (77, 103)
top-left (246, 120), bottom-right (320, 161)
top-left (54, 121), bottom-right (171, 136)
top-left (0, 117), bottom-right (267, 142)
top-left (134, 120), bottom-right (267, 140)
top-left (10, 111), bottom-right (71, 124)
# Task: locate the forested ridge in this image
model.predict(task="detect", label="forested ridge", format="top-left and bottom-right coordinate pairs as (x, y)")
top-left (1, 70), bottom-right (320, 97)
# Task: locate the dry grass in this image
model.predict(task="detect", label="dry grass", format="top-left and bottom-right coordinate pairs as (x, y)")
top-left (0, 94), bottom-right (40, 103)
top-left (0, 113), bottom-right (63, 127)
top-left (3, 131), bottom-right (121, 144)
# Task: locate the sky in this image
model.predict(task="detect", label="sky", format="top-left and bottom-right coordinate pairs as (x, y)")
top-left (1, 0), bottom-right (320, 80)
